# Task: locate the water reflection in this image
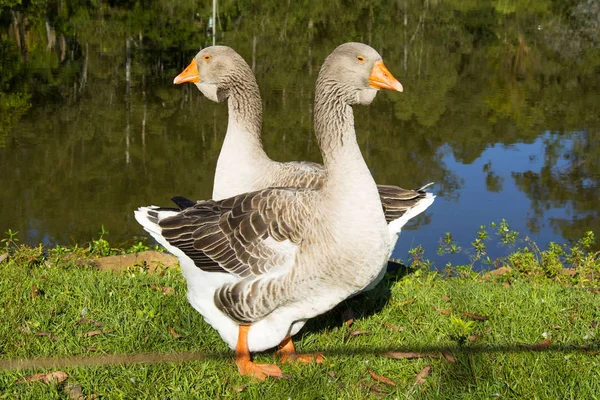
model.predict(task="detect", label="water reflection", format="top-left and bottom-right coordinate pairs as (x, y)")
top-left (0, 1), bottom-right (599, 268)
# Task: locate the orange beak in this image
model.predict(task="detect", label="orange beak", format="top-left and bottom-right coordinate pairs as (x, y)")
top-left (174, 58), bottom-right (200, 84)
top-left (368, 61), bottom-right (403, 92)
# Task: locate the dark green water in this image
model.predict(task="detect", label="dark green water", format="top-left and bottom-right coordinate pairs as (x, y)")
top-left (1, 1), bottom-right (599, 267)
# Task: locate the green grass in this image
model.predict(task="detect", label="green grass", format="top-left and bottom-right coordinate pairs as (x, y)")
top-left (0, 244), bottom-right (599, 399)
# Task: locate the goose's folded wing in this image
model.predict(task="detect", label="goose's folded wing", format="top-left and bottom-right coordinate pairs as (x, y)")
top-left (157, 188), bottom-right (316, 278)
top-left (377, 183), bottom-right (434, 223)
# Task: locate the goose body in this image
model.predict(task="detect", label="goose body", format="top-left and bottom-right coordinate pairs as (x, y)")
top-left (174, 46), bottom-right (435, 259)
top-left (136, 43), bottom-right (405, 378)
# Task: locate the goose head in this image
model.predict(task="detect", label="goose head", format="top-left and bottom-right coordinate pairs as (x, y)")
top-left (318, 42), bottom-right (403, 105)
top-left (173, 46), bottom-right (255, 103)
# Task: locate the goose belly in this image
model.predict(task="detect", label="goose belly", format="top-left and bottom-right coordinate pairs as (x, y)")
top-left (181, 259), bottom-right (305, 352)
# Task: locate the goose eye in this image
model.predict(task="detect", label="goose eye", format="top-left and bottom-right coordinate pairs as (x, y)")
top-left (203, 55), bottom-right (211, 61)
top-left (356, 56), bottom-right (365, 62)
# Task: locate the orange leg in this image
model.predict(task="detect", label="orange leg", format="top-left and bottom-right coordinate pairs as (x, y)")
top-left (275, 336), bottom-right (324, 364)
top-left (235, 325), bottom-right (282, 381)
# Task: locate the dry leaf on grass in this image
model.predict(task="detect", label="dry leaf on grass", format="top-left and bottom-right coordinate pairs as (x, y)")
top-left (347, 330), bottom-right (370, 340)
top-left (434, 307), bottom-right (451, 316)
top-left (503, 279), bottom-right (512, 288)
top-left (367, 369), bottom-right (396, 386)
top-left (442, 352), bottom-right (457, 363)
top-left (399, 297), bottom-right (417, 306)
top-left (524, 338), bottom-right (552, 350)
top-left (0, 253), bottom-right (8, 264)
top-left (382, 322), bottom-right (405, 332)
top-left (77, 318), bottom-right (104, 327)
top-left (591, 289), bottom-right (600, 294)
top-left (552, 324), bottom-right (562, 330)
top-left (415, 365), bottom-right (432, 384)
top-left (31, 284), bottom-right (43, 298)
top-left (462, 312), bottom-right (489, 321)
top-left (151, 283), bottom-right (176, 296)
top-left (383, 351), bottom-right (439, 360)
top-left (342, 307), bottom-right (354, 327)
top-left (169, 327), bottom-right (183, 339)
top-left (84, 346), bottom-right (97, 352)
top-left (17, 371), bottom-right (69, 385)
top-left (76, 329), bottom-right (113, 338)
top-left (468, 334), bottom-right (482, 342)
top-left (442, 295), bottom-right (450, 302)
top-left (36, 331), bottom-right (57, 341)
top-left (569, 313), bottom-right (580, 324)
top-left (328, 371), bottom-right (336, 378)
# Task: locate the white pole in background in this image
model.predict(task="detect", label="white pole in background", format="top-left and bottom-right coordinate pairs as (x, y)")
top-left (212, 0), bottom-right (216, 46)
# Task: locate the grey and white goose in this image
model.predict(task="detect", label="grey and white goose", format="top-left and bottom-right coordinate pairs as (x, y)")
top-left (135, 43), bottom-right (403, 380)
top-left (173, 45), bottom-right (435, 268)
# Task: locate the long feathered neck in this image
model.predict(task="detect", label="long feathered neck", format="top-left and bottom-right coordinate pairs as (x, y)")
top-left (314, 75), bottom-right (359, 168)
top-left (224, 68), bottom-right (263, 143)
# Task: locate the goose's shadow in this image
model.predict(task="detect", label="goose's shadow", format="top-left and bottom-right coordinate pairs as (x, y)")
top-left (298, 260), bottom-right (414, 339)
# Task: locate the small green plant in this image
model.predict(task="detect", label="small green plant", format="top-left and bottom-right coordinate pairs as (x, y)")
top-left (88, 225), bottom-right (118, 257)
top-left (408, 245), bottom-right (433, 271)
top-left (1, 229), bottom-right (20, 252)
top-left (437, 232), bottom-right (461, 255)
top-left (447, 315), bottom-right (477, 345)
top-left (496, 219), bottom-right (518, 244)
top-left (127, 241), bottom-right (150, 254)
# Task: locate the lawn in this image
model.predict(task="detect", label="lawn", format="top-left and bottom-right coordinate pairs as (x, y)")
top-left (0, 242), bottom-right (599, 399)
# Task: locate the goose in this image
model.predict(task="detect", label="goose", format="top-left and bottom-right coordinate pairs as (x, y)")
top-left (135, 43), bottom-right (403, 380)
top-left (173, 46), bottom-right (435, 270)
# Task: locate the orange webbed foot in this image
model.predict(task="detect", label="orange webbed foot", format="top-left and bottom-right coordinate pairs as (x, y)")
top-left (276, 336), bottom-right (324, 364)
top-left (237, 359), bottom-right (283, 381)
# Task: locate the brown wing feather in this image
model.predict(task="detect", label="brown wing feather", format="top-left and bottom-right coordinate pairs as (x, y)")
top-left (377, 184), bottom-right (432, 223)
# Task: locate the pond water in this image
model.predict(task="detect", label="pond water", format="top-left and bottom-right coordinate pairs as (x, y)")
top-left (1, 1), bottom-right (599, 269)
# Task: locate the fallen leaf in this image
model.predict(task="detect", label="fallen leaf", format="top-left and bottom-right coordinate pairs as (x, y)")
top-left (36, 331), bottom-right (57, 341)
top-left (468, 334), bottom-right (482, 342)
top-left (415, 365), bottom-right (432, 384)
top-left (84, 346), bottom-right (97, 352)
top-left (368, 383), bottom-right (389, 394)
top-left (169, 327), bottom-right (183, 339)
top-left (17, 371), bottom-right (69, 384)
top-left (462, 312), bottom-right (489, 321)
top-left (31, 285), bottom-right (41, 298)
top-left (367, 369), bottom-right (396, 386)
top-left (382, 351), bottom-right (439, 360)
top-left (347, 330), bottom-right (370, 339)
top-left (151, 283), bottom-right (176, 296)
top-left (591, 289), bottom-right (599, 294)
top-left (590, 321), bottom-right (598, 329)
top-left (0, 253), bottom-right (8, 264)
top-left (65, 383), bottom-right (83, 400)
top-left (503, 279), bottom-right (512, 288)
top-left (76, 329), bottom-right (113, 338)
top-left (399, 297), bottom-right (417, 306)
top-left (77, 318), bottom-right (104, 327)
top-left (434, 307), bottom-right (451, 316)
top-left (382, 322), bottom-right (405, 332)
top-left (342, 307), bottom-right (354, 327)
top-left (442, 352), bottom-right (457, 363)
top-left (569, 313), bottom-right (580, 324)
top-left (524, 338), bottom-right (552, 350)
top-left (552, 324), bottom-right (562, 330)
top-left (442, 295), bottom-right (450, 302)
top-left (587, 351), bottom-right (600, 356)
top-left (327, 371), bottom-right (336, 378)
